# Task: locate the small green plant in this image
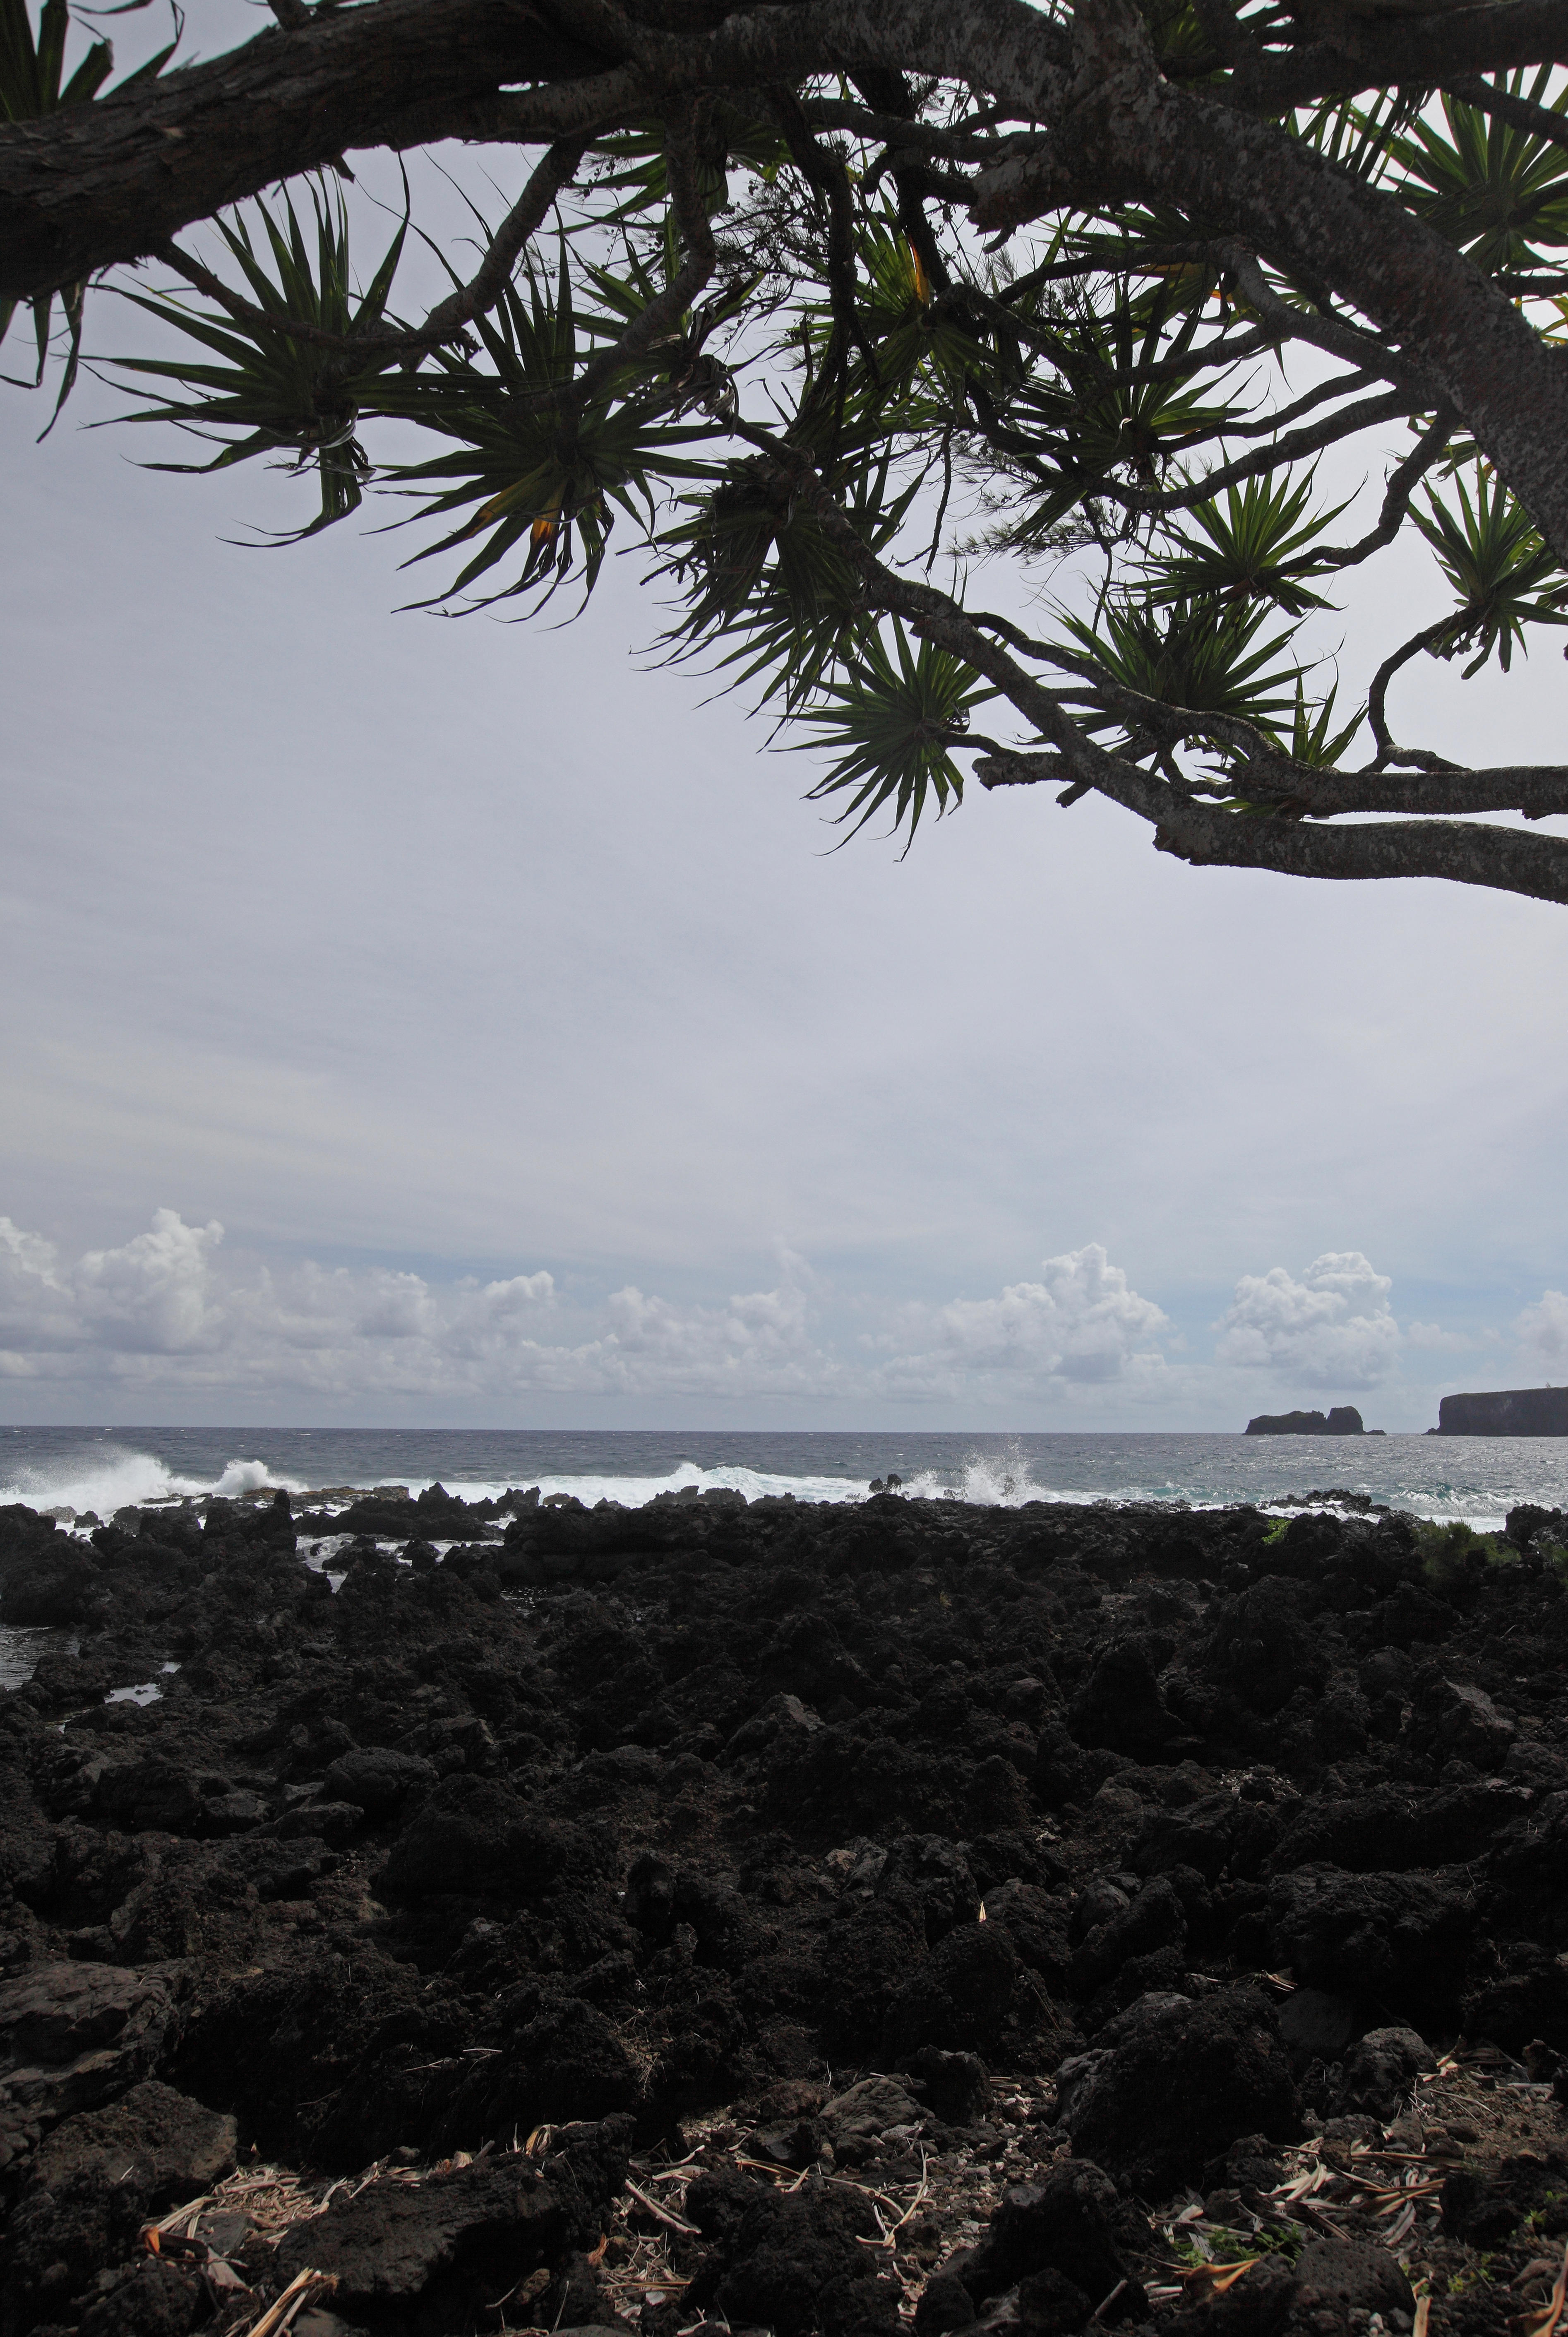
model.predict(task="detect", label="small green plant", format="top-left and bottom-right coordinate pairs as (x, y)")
top-left (1414, 1518), bottom-right (1517, 1587)
top-left (1261, 1517), bottom-right (1290, 1546)
top-left (1171, 2225), bottom-right (1303, 2272)
top-left (1250, 2225), bottom-right (1305, 2264)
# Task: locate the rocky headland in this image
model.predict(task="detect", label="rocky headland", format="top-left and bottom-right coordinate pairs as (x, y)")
top-left (1, 1483), bottom-right (1567, 2337)
top-left (1436, 1391), bottom-right (1568, 1437)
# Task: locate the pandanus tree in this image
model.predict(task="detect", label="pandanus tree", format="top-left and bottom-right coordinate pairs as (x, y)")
top-left (5, 0), bottom-right (1568, 899)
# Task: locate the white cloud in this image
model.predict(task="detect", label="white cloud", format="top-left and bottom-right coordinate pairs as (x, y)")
top-left (0, 1210), bottom-right (833, 1402)
top-left (584, 1279), bottom-right (835, 1397)
top-left (0, 1209), bottom-right (225, 1356)
top-left (0, 1217), bottom-right (1165, 1408)
top-left (1515, 1289), bottom-right (1568, 1368)
top-left (1215, 1250), bottom-right (1401, 1389)
top-left (872, 1243), bottom-right (1173, 1399)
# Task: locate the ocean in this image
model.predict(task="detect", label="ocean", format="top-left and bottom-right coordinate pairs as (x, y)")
top-left (4, 1423), bottom-right (1568, 1528)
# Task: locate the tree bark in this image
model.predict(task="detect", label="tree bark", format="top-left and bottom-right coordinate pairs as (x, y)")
top-left (0, 0), bottom-right (609, 298)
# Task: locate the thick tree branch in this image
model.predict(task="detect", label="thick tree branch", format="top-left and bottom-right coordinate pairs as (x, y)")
top-left (357, 68), bottom-right (651, 157)
top-left (1245, 1), bottom-right (1568, 113)
top-left (1218, 245), bottom-right (1433, 396)
top-left (0, 0), bottom-right (1064, 306)
top-left (0, 0), bottom-right (615, 300)
top-left (971, 740), bottom-right (1568, 820)
top-left (1145, 799), bottom-right (1568, 897)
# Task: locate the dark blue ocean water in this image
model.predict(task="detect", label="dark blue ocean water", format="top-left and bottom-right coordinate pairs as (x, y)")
top-left (4, 1423), bottom-right (1568, 1527)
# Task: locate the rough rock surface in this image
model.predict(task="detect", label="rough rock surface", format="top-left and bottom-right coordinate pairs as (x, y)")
top-left (0, 1483), bottom-right (1565, 2334)
top-left (30, 2080), bottom-right (236, 2203)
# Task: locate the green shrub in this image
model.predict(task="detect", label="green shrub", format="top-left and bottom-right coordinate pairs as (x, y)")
top-left (1413, 1517), bottom-right (1516, 1588)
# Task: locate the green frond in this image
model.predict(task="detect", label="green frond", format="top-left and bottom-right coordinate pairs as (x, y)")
top-left (1287, 676), bottom-right (1363, 768)
top-left (979, 278), bottom-right (1241, 545)
top-left (792, 617), bottom-right (994, 848)
top-left (379, 251), bottom-right (723, 613)
top-left (1412, 461), bottom-right (1568, 671)
top-left (652, 449), bottom-right (924, 711)
top-left (1144, 471), bottom-right (1349, 615)
top-left (101, 180), bottom-right (408, 539)
top-left (1291, 87), bottom-right (1430, 188)
top-left (1387, 72), bottom-right (1568, 273)
top-left (1054, 594), bottom-right (1307, 750)
top-left (588, 106), bottom-right (790, 225)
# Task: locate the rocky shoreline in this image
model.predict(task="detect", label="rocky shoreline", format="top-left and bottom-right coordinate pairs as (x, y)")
top-left (2, 1483), bottom-right (1567, 2337)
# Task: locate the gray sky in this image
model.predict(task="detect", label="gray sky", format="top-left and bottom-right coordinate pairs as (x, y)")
top-left (3, 40), bottom-right (1566, 1428)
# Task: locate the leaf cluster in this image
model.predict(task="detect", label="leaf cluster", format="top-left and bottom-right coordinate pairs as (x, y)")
top-left (110, 187), bottom-right (406, 538)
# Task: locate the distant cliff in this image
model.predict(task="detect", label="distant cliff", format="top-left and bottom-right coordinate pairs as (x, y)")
top-left (1437, 1387), bottom-right (1568, 1436)
top-left (1245, 1406), bottom-right (1365, 1435)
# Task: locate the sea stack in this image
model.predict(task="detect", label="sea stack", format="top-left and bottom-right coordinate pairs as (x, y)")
top-left (1245, 1405), bottom-right (1366, 1435)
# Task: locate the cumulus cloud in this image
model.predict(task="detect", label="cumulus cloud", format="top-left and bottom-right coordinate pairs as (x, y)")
top-left (1515, 1288), bottom-right (1568, 1369)
top-left (1215, 1250), bottom-right (1401, 1388)
top-left (872, 1243), bottom-right (1173, 1400)
top-left (0, 1209), bottom-right (225, 1357)
top-left (0, 1210), bottom-right (833, 1401)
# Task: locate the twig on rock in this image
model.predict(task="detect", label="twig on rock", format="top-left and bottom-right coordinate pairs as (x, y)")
top-left (625, 2177), bottom-right (701, 2235)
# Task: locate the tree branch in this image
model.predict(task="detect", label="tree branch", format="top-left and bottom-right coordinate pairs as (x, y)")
top-left (567, 95), bottom-right (716, 411)
top-left (1245, 1), bottom-right (1568, 114)
top-left (970, 737), bottom-right (1568, 819)
top-left (1442, 71), bottom-right (1568, 150)
top-left (1311, 405), bottom-right (1455, 571)
top-left (1365, 613), bottom-right (1468, 770)
top-left (1099, 387), bottom-right (1417, 517)
top-left (1145, 799), bottom-right (1568, 899)
top-left (1218, 245), bottom-right (1433, 396)
top-left (153, 137), bottom-right (588, 366)
top-left (0, 0), bottom-right (613, 300)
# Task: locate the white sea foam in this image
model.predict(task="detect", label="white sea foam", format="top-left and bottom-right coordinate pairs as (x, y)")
top-left (417, 1462), bottom-right (872, 1509)
top-left (0, 1445), bottom-right (303, 1519)
top-left (0, 1441), bottom-right (1527, 1529)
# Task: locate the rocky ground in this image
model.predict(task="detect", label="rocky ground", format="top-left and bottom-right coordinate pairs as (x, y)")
top-left (1, 1483), bottom-right (1567, 2337)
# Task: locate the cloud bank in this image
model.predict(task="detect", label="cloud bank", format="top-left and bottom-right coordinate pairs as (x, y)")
top-left (0, 1212), bottom-right (833, 1402)
top-left (0, 1211), bottom-right (1558, 1419)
